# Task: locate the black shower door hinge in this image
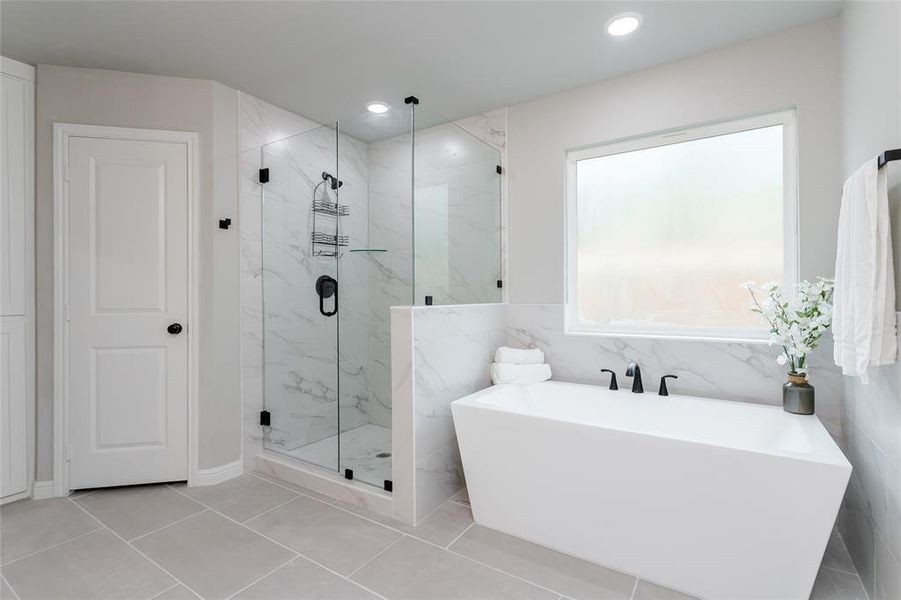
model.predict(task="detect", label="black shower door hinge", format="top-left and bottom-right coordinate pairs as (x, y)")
top-left (496, 165), bottom-right (503, 175)
top-left (384, 480), bottom-right (393, 492)
top-left (497, 279), bottom-right (503, 288)
top-left (259, 410), bottom-right (270, 426)
top-left (259, 168), bottom-right (270, 183)
top-left (344, 469), bottom-right (354, 480)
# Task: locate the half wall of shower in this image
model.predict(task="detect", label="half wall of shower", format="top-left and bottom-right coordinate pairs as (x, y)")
top-left (259, 100), bottom-right (501, 490)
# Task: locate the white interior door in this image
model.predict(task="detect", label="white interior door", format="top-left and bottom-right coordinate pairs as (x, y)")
top-left (66, 133), bottom-right (189, 489)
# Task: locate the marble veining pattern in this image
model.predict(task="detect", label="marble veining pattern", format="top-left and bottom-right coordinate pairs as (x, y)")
top-left (240, 92), bottom-right (508, 491)
top-left (505, 304), bottom-right (844, 440)
top-left (408, 304), bottom-right (506, 522)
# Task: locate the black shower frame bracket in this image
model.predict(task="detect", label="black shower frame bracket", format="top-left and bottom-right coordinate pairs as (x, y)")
top-left (404, 95), bottom-right (420, 105)
top-left (258, 167), bottom-right (269, 183)
top-left (218, 218), bottom-right (231, 230)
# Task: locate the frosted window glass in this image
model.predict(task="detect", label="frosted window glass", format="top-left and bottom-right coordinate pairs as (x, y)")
top-left (574, 125), bottom-right (784, 335)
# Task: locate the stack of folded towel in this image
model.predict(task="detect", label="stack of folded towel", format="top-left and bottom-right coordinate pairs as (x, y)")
top-left (490, 346), bottom-right (552, 384)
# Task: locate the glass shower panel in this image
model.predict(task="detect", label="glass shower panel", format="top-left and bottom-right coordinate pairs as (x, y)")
top-left (261, 124), bottom-right (340, 472)
top-left (335, 106), bottom-right (414, 488)
top-left (412, 107), bottom-right (503, 305)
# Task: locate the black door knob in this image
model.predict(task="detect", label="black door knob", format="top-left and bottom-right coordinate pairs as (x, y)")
top-left (167, 323), bottom-right (183, 335)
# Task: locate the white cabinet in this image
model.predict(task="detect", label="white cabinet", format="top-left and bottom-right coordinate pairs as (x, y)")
top-left (1, 60), bottom-right (32, 316)
top-left (0, 57), bottom-right (34, 501)
top-left (1, 318), bottom-right (27, 497)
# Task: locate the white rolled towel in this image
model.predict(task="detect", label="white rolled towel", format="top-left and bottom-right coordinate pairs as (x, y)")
top-left (494, 346), bottom-right (545, 365)
top-left (491, 362), bottom-right (552, 385)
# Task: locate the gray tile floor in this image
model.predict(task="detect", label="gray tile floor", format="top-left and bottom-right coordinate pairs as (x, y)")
top-left (0, 473), bottom-right (868, 600)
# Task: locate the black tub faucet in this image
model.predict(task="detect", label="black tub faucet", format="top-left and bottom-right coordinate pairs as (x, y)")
top-left (659, 375), bottom-right (678, 396)
top-left (625, 362), bottom-right (643, 393)
top-left (600, 369), bottom-right (618, 390)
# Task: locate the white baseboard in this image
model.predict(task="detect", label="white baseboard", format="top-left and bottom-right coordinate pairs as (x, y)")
top-left (192, 459), bottom-right (242, 487)
top-left (1, 490), bottom-right (31, 505)
top-left (31, 480), bottom-right (55, 499)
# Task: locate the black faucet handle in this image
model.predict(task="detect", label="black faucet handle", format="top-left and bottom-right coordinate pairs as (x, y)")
top-left (600, 369), bottom-right (618, 391)
top-left (659, 375), bottom-right (678, 396)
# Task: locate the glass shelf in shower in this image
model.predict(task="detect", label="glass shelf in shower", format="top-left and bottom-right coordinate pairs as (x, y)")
top-left (349, 248), bottom-right (388, 253)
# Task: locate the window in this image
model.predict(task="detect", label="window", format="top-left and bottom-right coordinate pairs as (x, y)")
top-left (566, 111), bottom-right (797, 340)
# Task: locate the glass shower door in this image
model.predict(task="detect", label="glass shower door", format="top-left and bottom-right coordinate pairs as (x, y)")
top-left (335, 106), bottom-right (414, 490)
top-left (261, 124), bottom-right (340, 472)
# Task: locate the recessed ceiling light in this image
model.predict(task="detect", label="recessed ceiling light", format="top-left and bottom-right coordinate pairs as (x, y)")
top-left (606, 12), bottom-right (642, 37)
top-left (366, 101), bottom-right (390, 114)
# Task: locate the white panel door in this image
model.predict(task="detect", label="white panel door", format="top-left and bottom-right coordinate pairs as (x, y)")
top-left (0, 318), bottom-right (27, 497)
top-left (67, 135), bottom-right (189, 489)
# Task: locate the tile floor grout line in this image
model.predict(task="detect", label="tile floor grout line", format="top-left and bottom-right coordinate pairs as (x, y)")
top-left (166, 480), bottom-right (393, 600)
top-left (224, 554), bottom-right (298, 599)
top-left (441, 544), bottom-right (570, 598)
top-left (820, 563), bottom-right (864, 577)
top-left (831, 531), bottom-right (870, 594)
top-left (347, 534), bottom-right (407, 578)
top-left (444, 521), bottom-right (475, 549)
top-left (128, 508), bottom-right (210, 543)
top-left (629, 577), bottom-right (640, 600)
top-left (65, 497), bottom-right (206, 600)
top-left (247, 471), bottom-right (353, 508)
top-left (168, 476), bottom-right (651, 600)
top-left (1, 574), bottom-right (22, 600)
top-left (147, 582), bottom-right (183, 600)
top-left (0, 525), bottom-right (104, 567)
top-left (241, 474), bottom-right (575, 598)
top-left (237, 493), bottom-right (303, 524)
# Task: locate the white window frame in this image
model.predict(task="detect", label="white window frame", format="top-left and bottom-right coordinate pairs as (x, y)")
top-left (564, 109), bottom-right (799, 342)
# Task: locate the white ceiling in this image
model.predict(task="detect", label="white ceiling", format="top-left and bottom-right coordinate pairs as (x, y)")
top-left (0, 1), bottom-right (842, 124)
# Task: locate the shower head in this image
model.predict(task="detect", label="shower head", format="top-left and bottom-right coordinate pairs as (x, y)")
top-left (321, 171), bottom-right (343, 190)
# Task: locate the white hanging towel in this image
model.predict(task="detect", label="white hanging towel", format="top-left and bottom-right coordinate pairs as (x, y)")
top-left (490, 363), bottom-right (552, 385)
top-left (833, 157), bottom-right (897, 383)
top-left (494, 346), bottom-right (545, 365)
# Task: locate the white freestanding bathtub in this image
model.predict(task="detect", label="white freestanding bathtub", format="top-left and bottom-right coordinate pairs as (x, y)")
top-left (452, 381), bottom-right (851, 600)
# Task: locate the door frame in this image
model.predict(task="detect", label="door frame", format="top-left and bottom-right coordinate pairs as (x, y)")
top-left (52, 123), bottom-right (201, 496)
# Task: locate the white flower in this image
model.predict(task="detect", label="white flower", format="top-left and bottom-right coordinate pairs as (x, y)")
top-left (742, 278), bottom-right (835, 374)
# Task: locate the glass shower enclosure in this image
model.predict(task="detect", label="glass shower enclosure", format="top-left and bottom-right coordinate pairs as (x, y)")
top-left (259, 100), bottom-right (501, 490)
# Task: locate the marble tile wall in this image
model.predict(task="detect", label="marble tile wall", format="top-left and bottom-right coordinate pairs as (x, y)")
top-left (240, 93), bottom-right (320, 469)
top-left (839, 340), bottom-right (901, 600)
top-left (390, 304), bottom-right (506, 525)
top-left (505, 304), bottom-right (845, 440)
top-left (241, 94), bottom-right (508, 475)
top-left (364, 109), bottom-right (507, 433)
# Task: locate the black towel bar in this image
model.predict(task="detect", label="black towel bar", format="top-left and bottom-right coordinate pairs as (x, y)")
top-left (877, 148), bottom-right (901, 169)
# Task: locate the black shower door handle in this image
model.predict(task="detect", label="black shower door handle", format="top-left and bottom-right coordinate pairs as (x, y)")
top-left (316, 275), bottom-right (338, 317)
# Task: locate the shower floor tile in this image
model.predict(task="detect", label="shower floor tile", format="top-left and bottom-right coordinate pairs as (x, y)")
top-left (285, 423), bottom-right (392, 486)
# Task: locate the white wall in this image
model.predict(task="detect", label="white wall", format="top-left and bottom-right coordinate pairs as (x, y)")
top-left (498, 19), bottom-right (845, 440)
top-left (34, 65), bottom-right (242, 478)
top-left (507, 18), bottom-right (841, 304)
top-left (838, 3), bottom-right (901, 599)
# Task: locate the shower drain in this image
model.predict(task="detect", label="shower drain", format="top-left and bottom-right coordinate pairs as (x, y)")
top-left (375, 451), bottom-right (392, 458)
